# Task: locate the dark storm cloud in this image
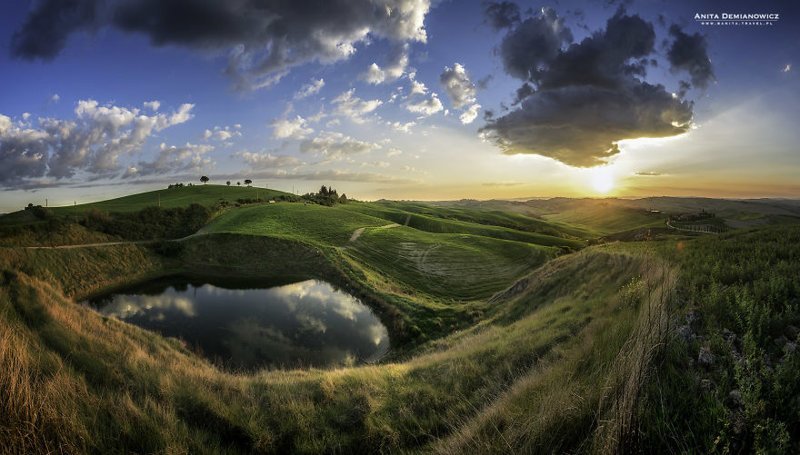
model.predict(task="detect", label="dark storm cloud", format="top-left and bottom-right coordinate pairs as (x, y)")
top-left (481, 8), bottom-right (699, 167)
top-left (10, 0), bottom-right (99, 60)
top-left (499, 7), bottom-right (573, 81)
top-left (667, 25), bottom-right (714, 89)
top-left (11, 0), bottom-right (430, 90)
top-left (483, 1), bottom-right (521, 30)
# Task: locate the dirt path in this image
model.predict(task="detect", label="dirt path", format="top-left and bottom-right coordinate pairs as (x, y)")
top-left (14, 240), bottom-right (152, 250)
top-left (10, 231), bottom-right (208, 250)
top-left (348, 223), bottom-right (400, 243)
top-left (665, 220), bottom-right (719, 234)
top-left (349, 228), bottom-right (366, 242)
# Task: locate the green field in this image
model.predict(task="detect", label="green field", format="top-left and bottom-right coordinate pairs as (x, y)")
top-left (340, 202), bottom-right (586, 249)
top-left (0, 185), bottom-right (290, 227)
top-left (204, 202), bottom-right (388, 246)
top-left (1, 188), bottom-right (799, 453)
top-left (204, 202), bottom-right (559, 300)
top-left (349, 226), bottom-right (556, 300)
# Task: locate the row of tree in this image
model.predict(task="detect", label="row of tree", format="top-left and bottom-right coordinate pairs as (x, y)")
top-left (302, 185), bottom-right (348, 206)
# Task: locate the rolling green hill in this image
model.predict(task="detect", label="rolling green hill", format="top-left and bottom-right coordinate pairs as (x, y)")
top-left (340, 202), bottom-right (586, 249)
top-left (3, 188), bottom-right (799, 452)
top-left (204, 203), bottom-right (559, 300)
top-left (54, 184), bottom-right (291, 214)
top-left (203, 202), bottom-right (387, 247)
top-left (0, 185), bottom-right (291, 227)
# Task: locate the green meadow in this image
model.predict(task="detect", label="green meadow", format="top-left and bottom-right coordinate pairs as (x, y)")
top-left (1, 185), bottom-right (799, 453)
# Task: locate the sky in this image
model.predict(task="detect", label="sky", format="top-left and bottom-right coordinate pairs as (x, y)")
top-left (1, 0), bottom-right (799, 211)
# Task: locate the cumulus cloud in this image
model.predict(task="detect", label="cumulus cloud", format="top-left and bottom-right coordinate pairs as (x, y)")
top-left (299, 131), bottom-right (381, 160)
top-left (0, 100), bottom-right (195, 186)
top-left (405, 93), bottom-right (443, 117)
top-left (440, 63), bottom-right (481, 124)
top-left (362, 44), bottom-right (409, 84)
top-left (481, 8), bottom-right (700, 167)
top-left (483, 1), bottom-right (521, 30)
top-left (294, 78), bottom-right (326, 100)
top-left (499, 7), bottom-right (573, 81)
top-left (332, 89), bottom-right (383, 123)
top-left (203, 124), bottom-right (242, 142)
top-left (143, 100), bottom-right (160, 111)
top-left (459, 103), bottom-right (481, 124)
top-left (12, 0), bottom-right (431, 91)
top-left (388, 121), bottom-right (416, 133)
top-left (0, 114), bottom-right (49, 185)
top-left (124, 142), bottom-right (213, 178)
top-left (440, 63), bottom-right (477, 109)
top-left (229, 168), bottom-right (417, 184)
top-left (237, 151), bottom-right (301, 169)
top-left (667, 25), bottom-right (714, 89)
top-left (272, 116), bottom-right (313, 140)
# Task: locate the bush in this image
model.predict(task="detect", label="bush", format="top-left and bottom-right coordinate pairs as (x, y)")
top-left (149, 240), bottom-right (185, 257)
top-left (79, 204), bottom-right (212, 241)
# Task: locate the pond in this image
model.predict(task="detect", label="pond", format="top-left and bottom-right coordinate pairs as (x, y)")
top-left (87, 276), bottom-right (390, 371)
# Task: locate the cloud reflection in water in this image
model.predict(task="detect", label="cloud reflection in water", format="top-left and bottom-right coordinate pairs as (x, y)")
top-left (90, 278), bottom-right (389, 371)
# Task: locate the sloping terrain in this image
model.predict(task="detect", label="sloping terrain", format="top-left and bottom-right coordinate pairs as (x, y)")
top-left (1, 189), bottom-right (798, 453)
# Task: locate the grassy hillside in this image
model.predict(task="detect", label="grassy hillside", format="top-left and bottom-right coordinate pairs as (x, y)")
top-left (0, 243), bottom-right (672, 453)
top-left (3, 186), bottom-right (798, 452)
top-left (204, 203), bottom-right (388, 247)
top-left (348, 226), bottom-right (556, 300)
top-left (57, 184), bottom-right (290, 214)
top-left (369, 200), bottom-right (594, 239)
top-left (638, 226), bottom-right (800, 453)
top-left (341, 202), bottom-right (586, 249)
top-left (204, 203), bottom-right (559, 301)
top-left (0, 185), bottom-right (291, 227)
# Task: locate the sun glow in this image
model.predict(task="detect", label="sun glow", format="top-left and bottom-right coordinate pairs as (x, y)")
top-left (588, 167), bottom-right (615, 194)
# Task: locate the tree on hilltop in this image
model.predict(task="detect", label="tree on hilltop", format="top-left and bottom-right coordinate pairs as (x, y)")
top-left (200, 176), bottom-right (209, 184)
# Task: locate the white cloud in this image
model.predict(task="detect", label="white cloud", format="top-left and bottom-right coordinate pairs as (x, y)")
top-left (440, 63), bottom-right (477, 109)
top-left (0, 100), bottom-right (196, 186)
top-left (237, 151), bottom-right (301, 168)
top-left (783, 63), bottom-right (792, 73)
top-left (387, 147), bottom-right (403, 157)
top-left (459, 103), bottom-right (481, 124)
top-left (332, 89), bottom-right (383, 123)
top-left (408, 71), bottom-right (428, 95)
top-left (143, 100), bottom-right (161, 111)
top-left (405, 92), bottom-right (443, 117)
top-left (124, 142), bottom-right (213, 178)
top-left (272, 115), bottom-right (313, 140)
top-left (299, 131), bottom-right (381, 159)
top-left (294, 78), bottom-right (326, 99)
top-left (204, 124), bottom-right (242, 142)
top-left (50, 94), bottom-right (60, 103)
top-left (388, 121), bottom-right (416, 133)
top-left (362, 44), bottom-right (409, 84)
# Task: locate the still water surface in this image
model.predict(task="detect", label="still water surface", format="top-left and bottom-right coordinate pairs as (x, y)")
top-left (88, 277), bottom-right (390, 371)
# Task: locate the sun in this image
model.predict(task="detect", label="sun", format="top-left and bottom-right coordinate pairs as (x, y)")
top-left (588, 167), bottom-right (615, 194)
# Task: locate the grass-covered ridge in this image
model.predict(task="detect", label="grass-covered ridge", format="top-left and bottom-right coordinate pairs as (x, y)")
top-left (0, 243), bottom-right (672, 453)
top-left (2, 187), bottom-right (799, 452)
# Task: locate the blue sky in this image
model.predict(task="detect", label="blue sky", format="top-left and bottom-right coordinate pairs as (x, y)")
top-left (1, 0), bottom-right (799, 211)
